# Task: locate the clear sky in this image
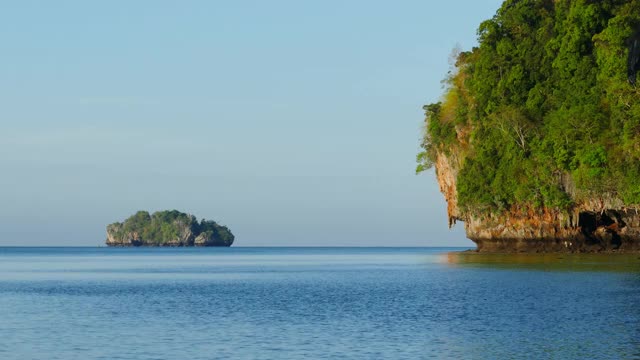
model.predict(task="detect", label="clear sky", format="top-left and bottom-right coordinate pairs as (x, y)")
top-left (0, 0), bottom-right (503, 246)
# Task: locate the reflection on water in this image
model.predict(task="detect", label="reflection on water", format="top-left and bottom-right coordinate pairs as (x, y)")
top-left (447, 251), bottom-right (640, 272)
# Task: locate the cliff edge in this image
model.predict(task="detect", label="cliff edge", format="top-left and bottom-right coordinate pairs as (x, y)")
top-left (418, 0), bottom-right (640, 252)
top-left (106, 210), bottom-right (234, 247)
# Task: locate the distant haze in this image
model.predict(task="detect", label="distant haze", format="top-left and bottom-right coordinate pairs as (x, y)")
top-left (0, 0), bottom-right (502, 246)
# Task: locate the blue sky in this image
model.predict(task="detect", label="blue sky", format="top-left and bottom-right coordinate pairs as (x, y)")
top-left (0, 0), bottom-right (503, 246)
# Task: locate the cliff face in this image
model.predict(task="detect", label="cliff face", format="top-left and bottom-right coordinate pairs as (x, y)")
top-left (106, 223), bottom-right (141, 246)
top-left (106, 210), bottom-right (234, 247)
top-left (435, 153), bottom-right (640, 252)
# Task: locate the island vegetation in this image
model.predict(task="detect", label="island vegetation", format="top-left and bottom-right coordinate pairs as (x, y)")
top-left (106, 210), bottom-right (234, 247)
top-left (418, 0), bottom-right (640, 252)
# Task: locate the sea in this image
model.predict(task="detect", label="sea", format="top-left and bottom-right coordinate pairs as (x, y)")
top-left (0, 247), bottom-right (639, 359)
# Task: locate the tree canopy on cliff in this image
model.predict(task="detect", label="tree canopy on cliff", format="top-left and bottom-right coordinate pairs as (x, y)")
top-left (418, 0), bottom-right (640, 214)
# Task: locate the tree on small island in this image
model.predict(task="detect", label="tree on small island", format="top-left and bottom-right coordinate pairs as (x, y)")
top-left (106, 210), bottom-right (234, 247)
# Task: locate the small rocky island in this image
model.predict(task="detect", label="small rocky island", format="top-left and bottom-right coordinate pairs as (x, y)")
top-left (106, 210), bottom-right (234, 247)
top-left (417, 1), bottom-right (640, 253)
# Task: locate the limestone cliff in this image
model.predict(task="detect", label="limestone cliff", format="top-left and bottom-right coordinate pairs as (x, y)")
top-left (435, 152), bottom-right (640, 252)
top-left (106, 210), bottom-right (234, 247)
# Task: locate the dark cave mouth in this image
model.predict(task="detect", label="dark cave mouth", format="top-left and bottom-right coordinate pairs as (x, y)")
top-left (579, 210), bottom-right (626, 247)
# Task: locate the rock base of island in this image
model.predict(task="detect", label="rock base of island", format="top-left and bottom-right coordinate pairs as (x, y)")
top-left (433, 151), bottom-right (640, 253)
top-left (464, 209), bottom-right (640, 253)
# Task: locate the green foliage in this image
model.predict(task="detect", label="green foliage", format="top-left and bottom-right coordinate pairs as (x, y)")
top-left (416, 102), bottom-right (456, 173)
top-left (415, 151), bottom-right (433, 174)
top-left (198, 219), bottom-right (235, 246)
top-left (419, 0), bottom-right (640, 213)
top-left (426, 104), bottom-right (457, 148)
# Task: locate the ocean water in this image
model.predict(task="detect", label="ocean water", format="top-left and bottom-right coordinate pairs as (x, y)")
top-left (1, 247), bottom-right (640, 359)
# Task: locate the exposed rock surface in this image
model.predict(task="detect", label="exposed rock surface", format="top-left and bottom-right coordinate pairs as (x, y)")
top-left (106, 210), bottom-right (234, 247)
top-left (435, 153), bottom-right (640, 253)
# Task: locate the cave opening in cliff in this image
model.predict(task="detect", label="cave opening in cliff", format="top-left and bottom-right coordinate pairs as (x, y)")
top-left (579, 212), bottom-right (598, 245)
top-left (579, 211), bottom-right (624, 248)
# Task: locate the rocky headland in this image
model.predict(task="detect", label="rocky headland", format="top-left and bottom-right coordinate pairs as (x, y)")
top-left (106, 210), bottom-right (234, 247)
top-left (418, 0), bottom-right (640, 253)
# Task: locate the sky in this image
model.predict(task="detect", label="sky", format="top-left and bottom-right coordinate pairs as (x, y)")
top-left (0, 0), bottom-right (503, 247)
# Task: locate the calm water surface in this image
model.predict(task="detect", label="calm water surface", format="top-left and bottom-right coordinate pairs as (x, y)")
top-left (1, 247), bottom-right (639, 359)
